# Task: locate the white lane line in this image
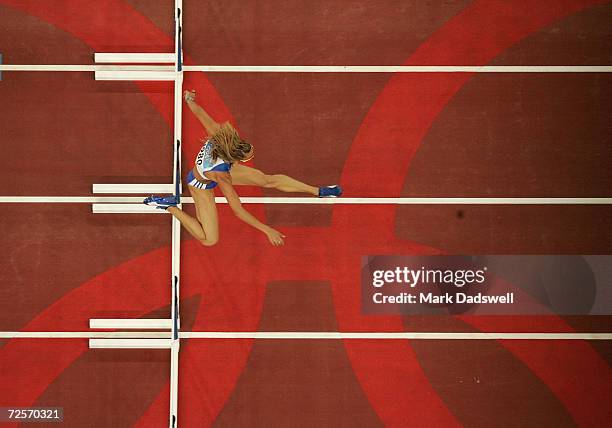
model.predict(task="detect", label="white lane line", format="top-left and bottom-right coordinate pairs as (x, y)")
top-left (95, 197), bottom-right (612, 205)
top-left (186, 65), bottom-right (612, 73)
top-left (171, 5), bottom-right (184, 424)
top-left (1, 65), bottom-right (611, 73)
top-left (1, 196), bottom-right (612, 205)
top-left (181, 332), bottom-right (612, 340)
top-left (171, 78), bottom-right (183, 337)
top-left (210, 197), bottom-right (612, 205)
top-left (89, 319), bottom-right (172, 330)
top-left (89, 197), bottom-right (612, 213)
top-left (169, 341), bottom-right (180, 424)
top-left (170, 17), bottom-right (183, 425)
top-left (94, 53), bottom-right (175, 63)
top-left (1, 332), bottom-right (610, 340)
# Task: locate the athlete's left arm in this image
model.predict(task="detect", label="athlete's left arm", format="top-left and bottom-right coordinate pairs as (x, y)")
top-left (184, 90), bottom-right (221, 136)
top-left (212, 172), bottom-right (286, 246)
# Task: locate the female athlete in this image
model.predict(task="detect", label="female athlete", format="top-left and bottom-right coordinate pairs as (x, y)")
top-left (144, 90), bottom-right (342, 246)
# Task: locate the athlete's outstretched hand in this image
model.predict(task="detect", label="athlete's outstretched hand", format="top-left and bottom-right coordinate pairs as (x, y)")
top-left (183, 89), bottom-right (196, 102)
top-left (266, 228), bottom-right (286, 246)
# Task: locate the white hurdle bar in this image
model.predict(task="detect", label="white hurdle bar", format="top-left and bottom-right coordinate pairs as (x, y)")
top-left (94, 53), bottom-right (175, 63)
top-left (89, 339), bottom-right (173, 349)
top-left (93, 204), bottom-right (160, 213)
top-left (90, 319), bottom-right (173, 330)
top-left (93, 183), bottom-right (175, 194)
top-left (95, 70), bottom-right (176, 81)
top-left (93, 51), bottom-right (178, 81)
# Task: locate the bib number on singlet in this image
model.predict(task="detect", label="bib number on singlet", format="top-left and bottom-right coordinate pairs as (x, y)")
top-left (196, 142), bottom-right (212, 167)
top-left (196, 150), bottom-right (205, 166)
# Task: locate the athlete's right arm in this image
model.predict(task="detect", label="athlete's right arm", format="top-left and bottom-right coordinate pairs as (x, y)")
top-left (184, 90), bottom-right (220, 136)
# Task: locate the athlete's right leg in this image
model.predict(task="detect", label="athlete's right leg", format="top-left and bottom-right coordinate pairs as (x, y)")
top-left (167, 185), bottom-right (219, 246)
top-left (229, 163), bottom-right (342, 197)
top-left (230, 163), bottom-right (319, 195)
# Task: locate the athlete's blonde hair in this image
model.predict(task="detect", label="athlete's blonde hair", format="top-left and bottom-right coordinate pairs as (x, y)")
top-left (207, 122), bottom-right (252, 163)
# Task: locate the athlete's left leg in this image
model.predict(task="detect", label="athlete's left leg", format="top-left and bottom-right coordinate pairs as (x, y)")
top-left (230, 163), bottom-right (319, 195)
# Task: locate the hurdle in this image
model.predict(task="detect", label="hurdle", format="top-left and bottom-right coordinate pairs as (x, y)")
top-left (86, 1), bottom-right (184, 426)
top-left (92, 45), bottom-right (177, 81)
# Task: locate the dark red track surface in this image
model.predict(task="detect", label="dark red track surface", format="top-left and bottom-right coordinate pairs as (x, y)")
top-left (1, 1), bottom-right (611, 427)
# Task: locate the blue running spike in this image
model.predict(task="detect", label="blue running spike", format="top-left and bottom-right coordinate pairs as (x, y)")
top-left (143, 195), bottom-right (178, 210)
top-left (318, 185), bottom-right (343, 198)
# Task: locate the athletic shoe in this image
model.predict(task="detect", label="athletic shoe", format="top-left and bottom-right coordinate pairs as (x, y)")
top-left (143, 195), bottom-right (179, 210)
top-left (318, 185), bottom-right (343, 198)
